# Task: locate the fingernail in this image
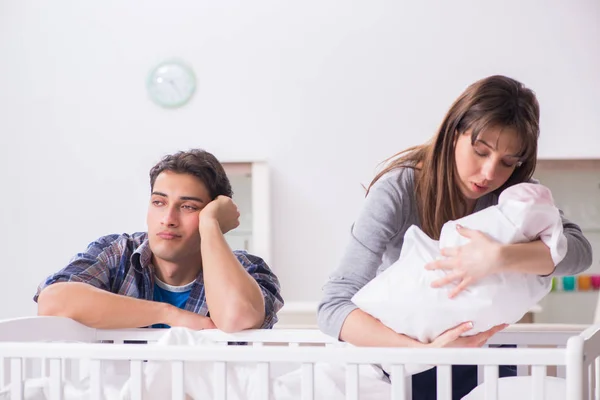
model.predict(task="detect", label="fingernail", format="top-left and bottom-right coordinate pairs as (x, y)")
top-left (467, 322), bottom-right (473, 329)
top-left (456, 224), bottom-right (463, 230)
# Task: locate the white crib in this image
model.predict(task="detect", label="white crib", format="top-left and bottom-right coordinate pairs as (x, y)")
top-left (0, 317), bottom-right (599, 399)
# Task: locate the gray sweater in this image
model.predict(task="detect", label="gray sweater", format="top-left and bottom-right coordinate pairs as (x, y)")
top-left (317, 167), bottom-right (593, 339)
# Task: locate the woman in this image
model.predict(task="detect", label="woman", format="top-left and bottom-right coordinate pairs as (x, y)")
top-left (317, 75), bottom-right (593, 399)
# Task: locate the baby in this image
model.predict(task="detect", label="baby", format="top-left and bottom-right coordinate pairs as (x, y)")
top-left (352, 182), bottom-right (567, 344)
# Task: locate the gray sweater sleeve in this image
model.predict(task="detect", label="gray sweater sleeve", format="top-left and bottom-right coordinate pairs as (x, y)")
top-left (552, 210), bottom-right (593, 276)
top-left (317, 170), bottom-right (411, 339)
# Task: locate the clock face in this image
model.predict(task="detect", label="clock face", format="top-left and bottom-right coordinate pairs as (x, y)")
top-left (147, 61), bottom-right (196, 108)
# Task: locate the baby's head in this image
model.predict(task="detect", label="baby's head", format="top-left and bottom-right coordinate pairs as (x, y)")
top-left (498, 182), bottom-right (555, 207)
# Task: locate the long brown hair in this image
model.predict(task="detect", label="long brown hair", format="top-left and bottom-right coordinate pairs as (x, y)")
top-left (368, 75), bottom-right (540, 239)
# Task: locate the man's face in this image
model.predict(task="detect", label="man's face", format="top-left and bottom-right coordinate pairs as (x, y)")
top-left (147, 171), bottom-right (211, 266)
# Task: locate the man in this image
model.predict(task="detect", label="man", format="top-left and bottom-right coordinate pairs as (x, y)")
top-left (35, 149), bottom-right (283, 332)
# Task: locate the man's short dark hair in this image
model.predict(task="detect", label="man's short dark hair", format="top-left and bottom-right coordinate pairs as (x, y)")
top-left (149, 149), bottom-right (233, 199)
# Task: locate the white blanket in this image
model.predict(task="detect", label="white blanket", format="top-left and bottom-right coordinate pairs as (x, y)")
top-left (351, 183), bottom-right (566, 374)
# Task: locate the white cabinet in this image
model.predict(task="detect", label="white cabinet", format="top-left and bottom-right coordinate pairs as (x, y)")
top-left (222, 162), bottom-right (271, 264)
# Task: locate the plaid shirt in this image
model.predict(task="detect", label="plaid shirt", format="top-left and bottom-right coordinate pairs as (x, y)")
top-left (34, 232), bottom-right (284, 329)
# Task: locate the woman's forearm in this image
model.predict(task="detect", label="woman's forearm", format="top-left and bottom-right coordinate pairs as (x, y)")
top-left (339, 308), bottom-right (426, 348)
top-left (498, 240), bottom-right (555, 275)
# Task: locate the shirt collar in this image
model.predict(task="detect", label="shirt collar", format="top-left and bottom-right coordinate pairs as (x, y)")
top-left (132, 237), bottom-right (153, 272)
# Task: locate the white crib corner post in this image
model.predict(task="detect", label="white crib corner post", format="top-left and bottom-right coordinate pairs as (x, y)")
top-left (566, 336), bottom-right (585, 400)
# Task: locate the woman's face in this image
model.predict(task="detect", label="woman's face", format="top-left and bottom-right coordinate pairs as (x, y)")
top-left (454, 126), bottom-right (523, 204)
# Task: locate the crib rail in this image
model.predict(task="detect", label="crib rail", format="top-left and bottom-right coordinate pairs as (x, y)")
top-left (0, 317), bottom-right (589, 345)
top-left (0, 318), bottom-right (598, 400)
top-left (0, 343), bottom-right (591, 400)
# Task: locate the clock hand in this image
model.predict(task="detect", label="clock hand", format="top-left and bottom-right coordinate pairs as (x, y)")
top-left (168, 79), bottom-right (182, 97)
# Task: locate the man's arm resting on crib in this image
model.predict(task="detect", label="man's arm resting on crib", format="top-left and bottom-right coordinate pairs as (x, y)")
top-left (36, 282), bottom-right (215, 330)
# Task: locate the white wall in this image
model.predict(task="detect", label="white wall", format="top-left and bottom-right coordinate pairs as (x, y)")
top-left (1, 0), bottom-right (599, 319)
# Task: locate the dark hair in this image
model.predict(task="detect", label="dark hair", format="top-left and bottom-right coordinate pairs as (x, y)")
top-left (368, 75), bottom-right (540, 239)
top-left (149, 149), bottom-right (233, 199)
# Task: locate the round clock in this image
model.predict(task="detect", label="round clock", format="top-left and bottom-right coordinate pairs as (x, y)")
top-left (147, 60), bottom-right (196, 108)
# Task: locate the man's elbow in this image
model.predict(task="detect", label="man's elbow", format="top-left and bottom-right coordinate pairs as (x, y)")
top-left (213, 305), bottom-right (264, 333)
top-left (37, 284), bottom-right (74, 318)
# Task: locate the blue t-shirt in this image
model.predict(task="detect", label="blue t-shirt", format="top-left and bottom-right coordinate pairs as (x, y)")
top-left (151, 277), bottom-right (194, 328)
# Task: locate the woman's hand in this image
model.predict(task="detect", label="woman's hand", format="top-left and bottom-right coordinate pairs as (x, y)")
top-left (428, 322), bottom-right (508, 348)
top-left (425, 225), bottom-right (504, 298)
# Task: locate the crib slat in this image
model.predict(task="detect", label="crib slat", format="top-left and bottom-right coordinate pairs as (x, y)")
top-left (345, 364), bottom-right (359, 400)
top-left (171, 361), bottom-right (185, 400)
top-left (436, 365), bottom-right (452, 400)
top-left (214, 361), bottom-right (227, 400)
top-left (1, 357), bottom-right (9, 387)
top-left (41, 358), bottom-right (50, 377)
top-left (130, 360), bottom-right (143, 400)
top-left (10, 358), bottom-right (23, 400)
top-left (594, 357), bottom-right (600, 400)
top-left (258, 362), bottom-right (270, 399)
top-left (90, 360), bottom-right (102, 400)
top-left (583, 363), bottom-right (591, 400)
top-left (590, 364), bottom-right (596, 400)
top-left (49, 358), bottom-right (62, 400)
top-left (516, 345), bottom-right (528, 376)
top-left (531, 365), bottom-right (546, 400)
top-left (24, 358), bottom-right (34, 380)
top-left (252, 341), bottom-right (268, 397)
top-left (61, 358), bottom-right (71, 382)
top-left (484, 365), bottom-right (499, 400)
top-left (301, 363), bottom-right (314, 400)
top-left (390, 365), bottom-right (407, 400)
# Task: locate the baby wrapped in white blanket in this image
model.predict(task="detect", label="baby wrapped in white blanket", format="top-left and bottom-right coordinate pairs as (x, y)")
top-left (352, 183), bottom-right (567, 345)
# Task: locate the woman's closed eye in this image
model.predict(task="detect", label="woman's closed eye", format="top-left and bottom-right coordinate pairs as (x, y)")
top-left (473, 148), bottom-right (518, 168)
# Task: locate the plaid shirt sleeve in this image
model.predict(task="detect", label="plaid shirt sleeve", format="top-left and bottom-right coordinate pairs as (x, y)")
top-left (234, 251), bottom-right (284, 329)
top-left (33, 234), bottom-right (126, 302)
